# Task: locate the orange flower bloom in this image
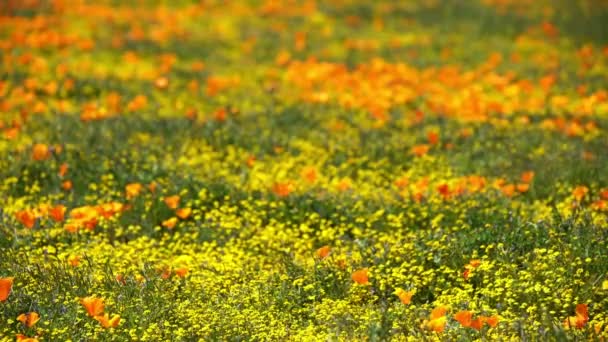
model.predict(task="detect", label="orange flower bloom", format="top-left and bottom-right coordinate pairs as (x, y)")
top-left (520, 171), bottom-right (535, 183)
top-left (175, 267), bottom-right (189, 278)
top-left (164, 195), bottom-right (180, 209)
top-left (62, 180), bottom-right (73, 191)
top-left (213, 108), bottom-right (227, 122)
top-left (394, 176), bottom-right (409, 189)
top-left (351, 268), bottom-right (369, 285)
top-left (463, 259), bottom-right (481, 280)
top-left (437, 183), bottom-right (451, 199)
top-left (15, 210), bottom-right (37, 229)
top-left (431, 306), bottom-right (449, 319)
top-left (68, 255), bottom-right (80, 267)
top-left (246, 155), bottom-right (256, 168)
top-left (176, 208), bottom-right (192, 220)
top-left (15, 334), bottom-right (38, 342)
top-left (469, 259), bottom-right (481, 268)
top-left (49, 205), bottom-right (66, 222)
top-left (427, 306), bottom-right (449, 332)
top-left (154, 76), bottom-right (169, 90)
top-left (572, 186), bottom-right (589, 202)
top-left (516, 183), bottom-right (529, 193)
top-left (315, 245), bottom-right (331, 260)
top-left (301, 166), bottom-right (318, 184)
top-left (470, 317), bottom-right (484, 330)
top-left (600, 189), bottom-right (608, 200)
top-left (17, 312), bottom-right (40, 327)
top-left (115, 274), bottom-right (126, 285)
top-left (272, 182), bottom-right (293, 197)
top-left (58, 163), bottom-right (69, 177)
top-left (162, 217), bottom-right (178, 229)
top-left (80, 296), bottom-right (104, 317)
top-left (564, 304), bottom-right (589, 329)
top-left (125, 183), bottom-right (143, 200)
top-left (32, 143), bottom-right (50, 161)
top-left (501, 184), bottom-right (515, 197)
top-left (94, 313), bottom-right (121, 328)
top-left (411, 144), bottom-right (430, 157)
top-left (427, 131), bottom-right (440, 145)
top-left (0, 277), bottom-right (14, 301)
top-left (454, 310), bottom-right (473, 327)
top-left (394, 288), bottom-right (414, 305)
top-left (482, 315), bottom-right (499, 328)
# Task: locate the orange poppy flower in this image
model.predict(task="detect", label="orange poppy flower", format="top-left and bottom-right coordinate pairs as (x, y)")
top-left (162, 217), bottom-right (178, 229)
top-left (125, 183), bottom-right (143, 200)
top-left (427, 131), bottom-right (440, 145)
top-left (275, 50), bottom-right (291, 66)
top-left (437, 183), bottom-right (450, 199)
top-left (520, 171), bottom-right (535, 183)
top-left (154, 76), bottom-right (169, 90)
top-left (213, 108), bottom-right (227, 122)
top-left (315, 245), bottom-right (331, 260)
top-left (394, 288), bottom-right (414, 305)
top-left (3, 127), bottom-right (19, 140)
top-left (572, 186), bottom-right (588, 202)
top-left (394, 176), bottom-right (409, 189)
top-left (301, 167), bottom-right (318, 184)
top-left (246, 155), bottom-right (256, 168)
top-left (592, 200), bottom-right (607, 211)
top-left (159, 266), bottom-right (172, 279)
top-left (463, 259), bottom-right (481, 280)
top-left (501, 184), bottom-right (515, 197)
top-left (64, 222), bottom-right (80, 233)
top-left (68, 255), bottom-right (80, 267)
top-left (564, 304), bottom-right (588, 329)
top-left (17, 312), bottom-right (40, 327)
top-left (15, 210), bottom-right (37, 229)
top-left (0, 277), bottom-right (14, 301)
top-left (454, 310), bottom-right (473, 328)
top-left (115, 274), bottom-right (126, 285)
top-left (272, 182), bottom-right (293, 197)
top-left (80, 296), bottom-right (104, 317)
top-left (49, 205), bottom-right (66, 222)
top-left (600, 189), bottom-right (608, 200)
top-left (32, 143), bottom-right (50, 161)
top-left (176, 208), bottom-right (192, 220)
top-left (351, 268), bottom-right (369, 285)
top-left (470, 317), bottom-right (484, 330)
top-left (15, 334), bottom-right (38, 342)
top-left (411, 144), bottom-right (430, 157)
top-left (175, 267), bottom-right (189, 278)
top-left (94, 313), bottom-right (121, 328)
top-left (469, 259), bottom-right (481, 268)
top-left (58, 163), bottom-right (68, 177)
top-left (482, 315), bottom-right (499, 328)
top-left (164, 195), bottom-right (180, 209)
top-left (62, 180), bottom-right (73, 191)
top-left (516, 183), bottom-right (529, 193)
top-left (427, 306), bottom-right (449, 332)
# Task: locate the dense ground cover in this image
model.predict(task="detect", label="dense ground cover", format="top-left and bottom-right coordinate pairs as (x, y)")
top-left (1, 0), bottom-right (608, 340)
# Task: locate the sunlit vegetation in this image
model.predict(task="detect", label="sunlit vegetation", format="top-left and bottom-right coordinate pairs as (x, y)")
top-left (1, 0), bottom-right (608, 340)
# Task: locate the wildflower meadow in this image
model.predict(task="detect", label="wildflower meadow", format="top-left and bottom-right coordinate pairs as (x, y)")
top-left (1, 0), bottom-right (608, 340)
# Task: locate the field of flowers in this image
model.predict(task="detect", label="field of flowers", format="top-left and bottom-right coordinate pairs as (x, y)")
top-left (1, 0), bottom-right (608, 340)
